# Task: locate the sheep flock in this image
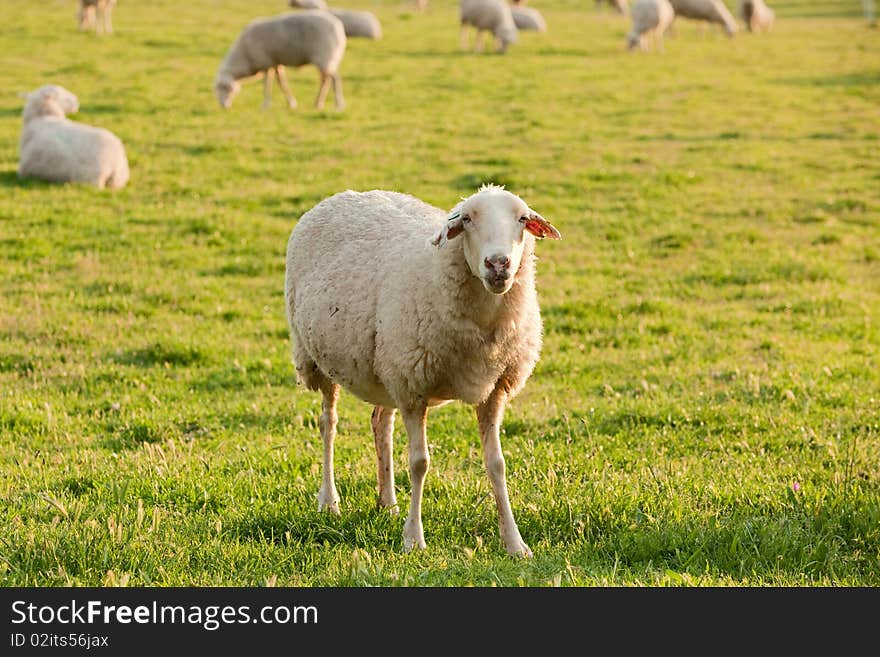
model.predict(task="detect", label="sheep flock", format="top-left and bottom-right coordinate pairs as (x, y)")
top-left (13, 0), bottom-right (788, 555)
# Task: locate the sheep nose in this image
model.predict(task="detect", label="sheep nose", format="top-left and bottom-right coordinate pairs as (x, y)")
top-left (485, 254), bottom-right (510, 272)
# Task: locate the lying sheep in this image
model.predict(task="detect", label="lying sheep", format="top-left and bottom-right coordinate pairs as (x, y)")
top-left (329, 8), bottom-right (382, 39)
top-left (511, 6), bottom-right (547, 32)
top-left (285, 184), bottom-right (561, 556)
top-left (78, 0), bottom-right (115, 35)
top-left (627, 0), bottom-right (674, 51)
top-left (669, 0), bottom-right (738, 36)
top-left (214, 11), bottom-right (346, 111)
top-left (738, 0), bottom-right (774, 32)
top-left (18, 84), bottom-right (129, 189)
top-left (289, 0), bottom-right (328, 9)
top-left (596, 0), bottom-right (629, 14)
top-left (460, 0), bottom-right (518, 53)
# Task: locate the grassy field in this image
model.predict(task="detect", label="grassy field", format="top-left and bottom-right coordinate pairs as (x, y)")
top-left (1, 0), bottom-right (878, 586)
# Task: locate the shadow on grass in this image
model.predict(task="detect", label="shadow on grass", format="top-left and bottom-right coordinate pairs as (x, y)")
top-left (777, 70), bottom-right (880, 88)
top-left (0, 170), bottom-right (58, 189)
top-left (108, 343), bottom-right (207, 368)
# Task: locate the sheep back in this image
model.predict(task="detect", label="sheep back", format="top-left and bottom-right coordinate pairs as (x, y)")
top-left (669, 0), bottom-right (738, 34)
top-left (329, 8), bottom-right (382, 39)
top-left (511, 6), bottom-right (547, 31)
top-left (460, 0), bottom-right (517, 37)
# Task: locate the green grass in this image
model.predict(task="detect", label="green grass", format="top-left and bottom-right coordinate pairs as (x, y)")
top-left (1, 0), bottom-right (878, 586)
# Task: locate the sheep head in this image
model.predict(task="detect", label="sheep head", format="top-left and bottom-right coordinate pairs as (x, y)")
top-left (431, 184), bottom-right (560, 295)
top-left (213, 75), bottom-right (241, 110)
top-left (22, 85), bottom-right (79, 122)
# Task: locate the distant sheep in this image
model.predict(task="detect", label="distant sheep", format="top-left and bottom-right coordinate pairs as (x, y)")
top-left (627, 0), bottom-right (674, 50)
top-left (289, 0), bottom-right (328, 9)
top-left (18, 84), bottom-right (129, 189)
top-left (669, 0), bottom-right (738, 36)
top-left (460, 0), bottom-right (518, 53)
top-left (596, 0), bottom-right (629, 14)
top-left (78, 0), bottom-right (115, 35)
top-left (214, 11), bottom-right (346, 111)
top-left (511, 6), bottom-right (547, 32)
top-left (738, 0), bottom-right (774, 32)
top-left (329, 8), bottom-right (382, 39)
top-left (285, 184), bottom-right (561, 556)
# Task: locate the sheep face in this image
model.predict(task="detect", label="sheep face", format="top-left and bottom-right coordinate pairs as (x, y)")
top-left (433, 186), bottom-right (560, 295)
top-left (28, 85), bottom-right (80, 116)
top-left (214, 77), bottom-right (241, 110)
top-left (497, 25), bottom-right (519, 51)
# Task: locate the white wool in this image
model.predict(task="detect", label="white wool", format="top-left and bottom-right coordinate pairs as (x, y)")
top-left (285, 186), bottom-right (560, 556)
top-left (511, 6), bottom-right (547, 32)
top-left (288, 0), bottom-right (328, 9)
top-left (78, 0), bottom-right (115, 35)
top-left (627, 0), bottom-right (675, 50)
top-left (18, 85), bottom-right (129, 190)
top-left (214, 11), bottom-right (346, 110)
top-left (669, 0), bottom-right (739, 35)
top-left (460, 0), bottom-right (519, 53)
top-left (329, 8), bottom-right (382, 39)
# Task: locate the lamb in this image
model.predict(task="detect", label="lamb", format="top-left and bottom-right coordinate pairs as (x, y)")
top-left (329, 8), bottom-right (382, 39)
top-left (214, 11), bottom-right (346, 111)
top-left (460, 0), bottom-right (518, 53)
top-left (284, 184), bottom-right (561, 556)
top-left (18, 84), bottom-right (129, 190)
top-left (738, 0), bottom-right (774, 32)
top-left (627, 0), bottom-right (674, 51)
top-left (78, 0), bottom-right (115, 35)
top-left (288, 0), bottom-right (328, 9)
top-left (596, 0), bottom-right (629, 15)
top-left (511, 6), bottom-right (547, 32)
top-left (668, 0), bottom-right (738, 36)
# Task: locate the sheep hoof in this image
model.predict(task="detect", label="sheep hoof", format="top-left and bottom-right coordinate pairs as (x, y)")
top-left (317, 488), bottom-right (340, 514)
top-left (504, 537), bottom-right (533, 558)
top-left (403, 520), bottom-right (426, 552)
top-left (376, 500), bottom-right (400, 516)
top-left (403, 536), bottom-right (427, 552)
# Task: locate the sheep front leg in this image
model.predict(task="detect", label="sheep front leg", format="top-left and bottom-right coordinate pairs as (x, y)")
top-left (476, 389), bottom-right (532, 557)
top-left (315, 72), bottom-right (332, 110)
top-left (274, 66), bottom-right (298, 109)
top-left (460, 24), bottom-right (470, 50)
top-left (317, 383), bottom-right (341, 513)
top-left (332, 74), bottom-right (344, 110)
top-left (103, 6), bottom-right (113, 34)
top-left (401, 405), bottom-right (429, 551)
top-left (371, 406), bottom-right (399, 513)
top-left (262, 70), bottom-right (272, 110)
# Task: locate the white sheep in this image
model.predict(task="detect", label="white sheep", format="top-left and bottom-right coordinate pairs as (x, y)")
top-left (627, 0), bottom-right (674, 51)
top-left (738, 0), bottom-right (774, 33)
top-left (288, 0), bottom-right (328, 9)
top-left (78, 0), bottom-right (115, 35)
top-left (460, 0), bottom-right (518, 53)
top-left (18, 84), bottom-right (129, 190)
top-left (668, 0), bottom-right (738, 36)
top-left (214, 11), bottom-right (346, 111)
top-left (329, 8), bottom-right (382, 39)
top-left (596, 0), bottom-right (629, 15)
top-left (511, 6), bottom-right (547, 32)
top-left (284, 184), bottom-right (561, 556)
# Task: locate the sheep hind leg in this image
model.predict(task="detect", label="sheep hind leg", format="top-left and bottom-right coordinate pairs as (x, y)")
top-left (371, 406), bottom-right (398, 514)
top-left (401, 405), bottom-right (429, 551)
top-left (314, 72), bottom-right (332, 110)
top-left (332, 74), bottom-right (344, 110)
top-left (317, 382), bottom-right (342, 514)
top-left (476, 388), bottom-right (532, 557)
top-left (274, 66), bottom-right (298, 109)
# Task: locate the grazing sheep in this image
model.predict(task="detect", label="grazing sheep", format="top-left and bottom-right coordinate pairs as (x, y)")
top-left (329, 8), bottom-right (382, 39)
top-left (511, 6), bottom-right (547, 32)
top-left (289, 0), bottom-right (328, 9)
top-left (285, 184), bottom-right (561, 556)
top-left (78, 0), bottom-right (115, 35)
top-left (738, 0), bottom-right (774, 32)
top-left (596, 0), bottom-right (629, 15)
top-left (18, 84), bottom-right (129, 190)
top-left (214, 11), bottom-right (346, 111)
top-left (460, 0), bottom-right (518, 53)
top-left (627, 0), bottom-right (674, 50)
top-left (668, 0), bottom-right (738, 36)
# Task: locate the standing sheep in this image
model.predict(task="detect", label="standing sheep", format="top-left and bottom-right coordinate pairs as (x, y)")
top-left (668, 0), bottom-right (738, 36)
top-left (18, 84), bottom-right (129, 190)
top-left (329, 8), bottom-right (382, 39)
top-left (214, 11), bottom-right (346, 111)
top-left (78, 0), bottom-right (115, 35)
top-left (460, 0), bottom-right (518, 53)
top-left (285, 184), bottom-right (561, 556)
top-left (627, 0), bottom-right (674, 51)
top-left (511, 6), bottom-right (547, 32)
top-left (738, 0), bottom-right (774, 33)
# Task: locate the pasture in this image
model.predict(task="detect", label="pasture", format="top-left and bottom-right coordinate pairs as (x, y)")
top-left (1, 0), bottom-right (878, 586)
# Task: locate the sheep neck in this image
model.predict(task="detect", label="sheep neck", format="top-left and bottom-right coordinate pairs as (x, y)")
top-left (23, 97), bottom-right (66, 124)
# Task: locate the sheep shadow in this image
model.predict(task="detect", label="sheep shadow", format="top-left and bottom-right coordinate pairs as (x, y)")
top-left (0, 170), bottom-right (57, 189)
top-left (776, 70), bottom-right (880, 88)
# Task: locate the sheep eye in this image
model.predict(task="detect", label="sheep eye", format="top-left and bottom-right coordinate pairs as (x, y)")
top-left (461, 215), bottom-right (471, 223)
top-left (518, 215), bottom-right (529, 223)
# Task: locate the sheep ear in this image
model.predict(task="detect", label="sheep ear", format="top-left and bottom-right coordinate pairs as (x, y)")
top-left (524, 212), bottom-right (561, 240)
top-left (431, 211), bottom-right (465, 247)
